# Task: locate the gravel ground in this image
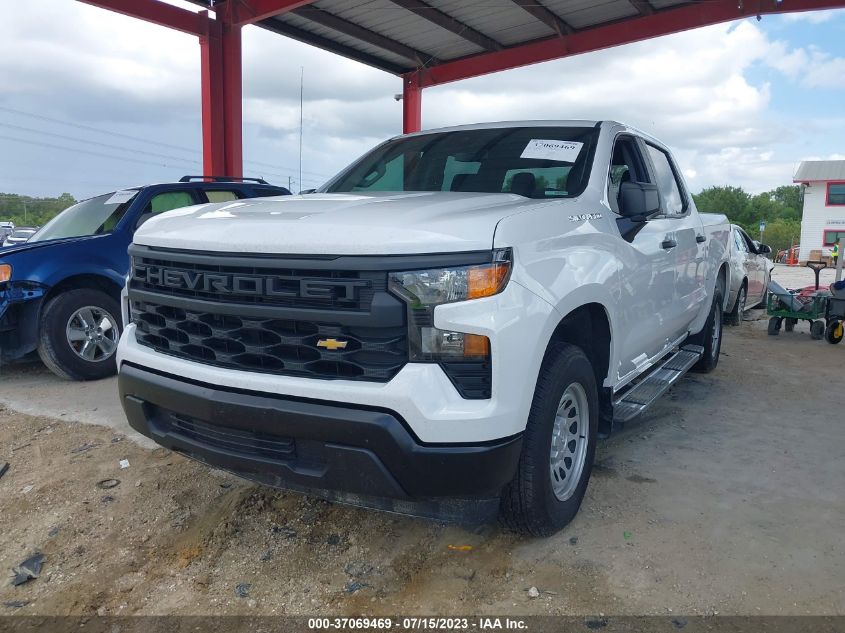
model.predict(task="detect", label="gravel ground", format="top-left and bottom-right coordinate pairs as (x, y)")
top-left (0, 264), bottom-right (843, 616)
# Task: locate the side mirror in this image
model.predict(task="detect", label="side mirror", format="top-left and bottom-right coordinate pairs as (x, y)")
top-left (619, 181), bottom-right (660, 219)
top-left (757, 244), bottom-right (772, 255)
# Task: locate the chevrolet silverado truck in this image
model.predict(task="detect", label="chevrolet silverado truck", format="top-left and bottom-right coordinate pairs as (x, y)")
top-left (116, 121), bottom-right (730, 535)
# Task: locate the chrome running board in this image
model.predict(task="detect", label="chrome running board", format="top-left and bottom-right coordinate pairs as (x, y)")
top-left (612, 345), bottom-right (704, 423)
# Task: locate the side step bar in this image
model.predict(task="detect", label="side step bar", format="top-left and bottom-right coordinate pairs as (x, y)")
top-left (612, 345), bottom-right (704, 423)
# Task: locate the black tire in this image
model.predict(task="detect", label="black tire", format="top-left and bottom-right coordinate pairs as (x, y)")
top-left (689, 291), bottom-right (723, 373)
top-left (826, 321), bottom-right (844, 344)
top-left (37, 289), bottom-right (122, 381)
top-left (726, 283), bottom-right (746, 326)
top-left (768, 317), bottom-right (782, 336)
top-left (810, 320), bottom-right (825, 340)
top-left (785, 318), bottom-right (796, 333)
top-left (500, 342), bottom-right (598, 537)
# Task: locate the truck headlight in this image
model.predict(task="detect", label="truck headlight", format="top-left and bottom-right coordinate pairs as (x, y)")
top-left (389, 248), bottom-right (511, 361)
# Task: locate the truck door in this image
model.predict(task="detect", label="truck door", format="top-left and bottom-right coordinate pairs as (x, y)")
top-left (643, 142), bottom-right (706, 342)
top-left (610, 136), bottom-right (679, 379)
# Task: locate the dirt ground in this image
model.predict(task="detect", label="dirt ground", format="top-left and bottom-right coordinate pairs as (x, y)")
top-left (1, 267), bottom-right (844, 616)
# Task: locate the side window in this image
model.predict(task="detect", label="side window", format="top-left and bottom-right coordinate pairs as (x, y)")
top-left (608, 137), bottom-right (650, 214)
top-left (646, 145), bottom-right (686, 217)
top-left (205, 190), bottom-right (241, 203)
top-left (136, 191), bottom-right (196, 228)
top-left (733, 230), bottom-right (747, 253)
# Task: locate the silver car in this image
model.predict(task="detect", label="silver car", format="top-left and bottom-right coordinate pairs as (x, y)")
top-left (726, 224), bottom-right (773, 325)
top-left (2, 227), bottom-right (37, 247)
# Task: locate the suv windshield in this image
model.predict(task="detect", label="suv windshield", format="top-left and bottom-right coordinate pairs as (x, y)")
top-left (325, 126), bottom-right (599, 199)
top-left (30, 191), bottom-right (137, 243)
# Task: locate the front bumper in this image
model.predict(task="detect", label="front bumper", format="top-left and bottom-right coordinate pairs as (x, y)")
top-left (118, 363), bottom-right (523, 518)
top-left (0, 283), bottom-right (46, 362)
top-left (117, 278), bottom-right (558, 443)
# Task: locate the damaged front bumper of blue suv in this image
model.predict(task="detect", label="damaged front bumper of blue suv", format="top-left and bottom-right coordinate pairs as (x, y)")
top-left (0, 281), bottom-right (47, 363)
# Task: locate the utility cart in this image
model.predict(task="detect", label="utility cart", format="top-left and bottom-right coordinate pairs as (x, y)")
top-left (766, 261), bottom-right (829, 339)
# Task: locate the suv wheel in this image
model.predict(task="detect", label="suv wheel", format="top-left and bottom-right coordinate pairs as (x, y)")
top-left (500, 342), bottom-right (598, 536)
top-left (726, 284), bottom-right (746, 326)
top-left (37, 289), bottom-right (122, 381)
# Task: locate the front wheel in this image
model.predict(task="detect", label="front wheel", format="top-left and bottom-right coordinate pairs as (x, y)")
top-left (768, 317), bottom-right (782, 336)
top-left (500, 342), bottom-right (598, 536)
top-left (810, 320), bottom-right (825, 340)
top-left (689, 292), bottom-right (723, 373)
top-left (825, 321), bottom-right (843, 344)
top-left (37, 289), bottom-right (122, 381)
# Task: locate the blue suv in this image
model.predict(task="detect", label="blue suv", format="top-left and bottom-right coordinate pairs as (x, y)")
top-left (0, 177), bottom-right (290, 380)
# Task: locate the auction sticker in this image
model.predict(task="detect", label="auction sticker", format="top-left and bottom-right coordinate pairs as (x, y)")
top-left (520, 139), bottom-right (583, 162)
top-left (106, 189), bottom-right (138, 205)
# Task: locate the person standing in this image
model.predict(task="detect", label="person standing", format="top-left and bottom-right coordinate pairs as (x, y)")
top-left (833, 242), bottom-right (840, 267)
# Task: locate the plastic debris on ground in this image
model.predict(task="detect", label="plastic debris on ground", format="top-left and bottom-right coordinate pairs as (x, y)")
top-left (119, 459), bottom-right (130, 469)
top-left (11, 553), bottom-right (44, 586)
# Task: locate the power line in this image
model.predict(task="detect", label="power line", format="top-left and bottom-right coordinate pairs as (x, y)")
top-left (0, 104), bottom-right (334, 180)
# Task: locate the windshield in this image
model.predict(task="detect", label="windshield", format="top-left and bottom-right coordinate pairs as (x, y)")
top-left (325, 126), bottom-right (599, 199)
top-left (30, 191), bottom-right (137, 243)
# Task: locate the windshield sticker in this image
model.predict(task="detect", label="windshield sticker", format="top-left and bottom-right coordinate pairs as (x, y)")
top-left (520, 139), bottom-right (584, 163)
top-left (106, 190), bottom-right (137, 205)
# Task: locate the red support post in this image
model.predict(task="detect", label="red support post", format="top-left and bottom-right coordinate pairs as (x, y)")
top-left (402, 73), bottom-right (422, 134)
top-left (199, 13), bottom-right (225, 177)
top-left (221, 18), bottom-right (243, 178)
top-left (198, 10), bottom-right (243, 178)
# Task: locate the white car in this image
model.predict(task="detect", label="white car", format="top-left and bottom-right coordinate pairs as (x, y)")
top-left (725, 224), bottom-right (773, 325)
top-left (116, 120), bottom-right (730, 535)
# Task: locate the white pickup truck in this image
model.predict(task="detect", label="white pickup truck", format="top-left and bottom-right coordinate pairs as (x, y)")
top-left (117, 121), bottom-right (730, 535)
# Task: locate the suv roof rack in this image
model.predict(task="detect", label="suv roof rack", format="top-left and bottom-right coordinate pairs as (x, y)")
top-left (179, 176), bottom-right (269, 184)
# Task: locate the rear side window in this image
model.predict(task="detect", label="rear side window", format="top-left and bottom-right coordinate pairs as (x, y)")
top-left (206, 190), bottom-right (241, 203)
top-left (646, 145), bottom-right (686, 217)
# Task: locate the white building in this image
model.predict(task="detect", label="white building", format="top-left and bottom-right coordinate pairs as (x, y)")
top-left (794, 160), bottom-right (845, 262)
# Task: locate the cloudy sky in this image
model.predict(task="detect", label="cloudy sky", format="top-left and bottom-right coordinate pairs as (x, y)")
top-left (1, 1), bottom-right (843, 199)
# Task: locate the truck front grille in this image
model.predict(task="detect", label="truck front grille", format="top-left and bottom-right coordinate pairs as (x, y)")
top-left (131, 299), bottom-right (407, 381)
top-left (128, 246), bottom-right (408, 382)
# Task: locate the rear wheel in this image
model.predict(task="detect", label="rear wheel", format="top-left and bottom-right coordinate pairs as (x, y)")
top-left (689, 291), bottom-right (723, 373)
top-left (810, 320), bottom-right (825, 340)
top-left (785, 318), bottom-right (796, 332)
top-left (825, 321), bottom-right (843, 344)
top-left (768, 317), bottom-right (782, 336)
top-left (500, 342), bottom-right (598, 536)
top-left (726, 284), bottom-right (746, 326)
top-left (37, 289), bottom-right (122, 381)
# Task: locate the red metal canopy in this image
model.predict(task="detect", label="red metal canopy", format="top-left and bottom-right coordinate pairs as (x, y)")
top-left (78, 0), bottom-right (845, 181)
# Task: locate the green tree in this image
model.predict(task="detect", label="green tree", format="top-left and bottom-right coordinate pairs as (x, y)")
top-left (0, 193), bottom-right (77, 228)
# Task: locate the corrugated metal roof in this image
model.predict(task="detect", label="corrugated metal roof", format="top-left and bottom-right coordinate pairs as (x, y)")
top-left (238, 0), bottom-right (706, 76)
top-left (194, 0), bottom-right (809, 82)
top-left (794, 161), bottom-right (845, 182)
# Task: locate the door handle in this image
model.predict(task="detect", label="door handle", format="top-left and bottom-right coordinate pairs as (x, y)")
top-left (661, 239), bottom-right (677, 249)
top-left (696, 234), bottom-right (707, 243)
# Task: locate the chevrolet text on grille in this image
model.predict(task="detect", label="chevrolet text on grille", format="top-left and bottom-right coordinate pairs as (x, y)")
top-left (134, 264), bottom-right (370, 301)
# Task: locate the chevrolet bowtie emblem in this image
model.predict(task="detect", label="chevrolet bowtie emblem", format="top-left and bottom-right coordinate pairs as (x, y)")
top-left (317, 338), bottom-right (348, 351)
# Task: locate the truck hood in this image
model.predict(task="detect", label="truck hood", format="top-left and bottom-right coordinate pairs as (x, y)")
top-left (134, 192), bottom-right (538, 255)
top-left (0, 234), bottom-right (109, 259)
